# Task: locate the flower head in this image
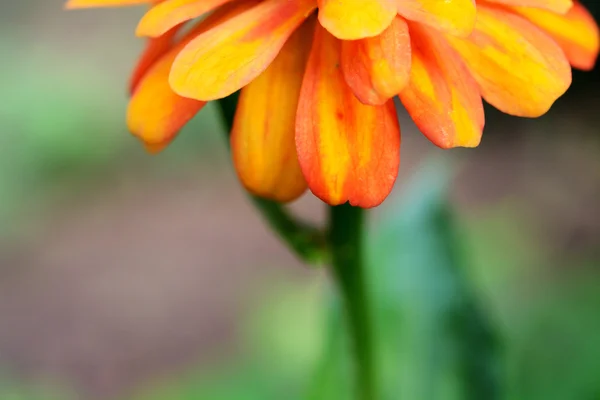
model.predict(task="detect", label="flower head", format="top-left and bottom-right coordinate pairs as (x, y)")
top-left (66, 0), bottom-right (599, 207)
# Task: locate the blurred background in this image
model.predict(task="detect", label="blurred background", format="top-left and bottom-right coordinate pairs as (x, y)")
top-left (0, 1), bottom-right (599, 399)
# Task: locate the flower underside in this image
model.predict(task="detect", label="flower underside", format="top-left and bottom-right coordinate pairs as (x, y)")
top-left (66, 0), bottom-right (599, 207)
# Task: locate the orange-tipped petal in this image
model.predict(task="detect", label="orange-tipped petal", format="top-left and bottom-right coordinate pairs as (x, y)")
top-left (296, 25), bottom-right (401, 208)
top-left (446, 5), bottom-right (571, 118)
top-left (127, 1), bottom-right (258, 149)
top-left (510, 2), bottom-right (599, 70)
top-left (341, 16), bottom-right (411, 105)
top-left (136, 0), bottom-right (234, 37)
top-left (169, 0), bottom-right (317, 102)
top-left (400, 25), bottom-right (484, 149)
top-left (127, 51), bottom-right (206, 149)
top-left (231, 19), bottom-right (315, 202)
top-left (130, 24), bottom-right (182, 94)
top-left (396, 0), bottom-right (476, 37)
top-left (65, 0), bottom-right (150, 8)
top-left (485, 0), bottom-right (572, 14)
top-left (317, 0), bottom-right (396, 40)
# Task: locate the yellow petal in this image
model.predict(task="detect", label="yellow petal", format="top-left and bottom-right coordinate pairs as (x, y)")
top-left (136, 0), bottom-right (234, 37)
top-left (296, 25), bottom-right (401, 208)
top-left (510, 2), bottom-right (599, 70)
top-left (130, 24), bottom-right (182, 94)
top-left (317, 0), bottom-right (396, 40)
top-left (341, 16), bottom-right (411, 105)
top-left (446, 4), bottom-right (572, 117)
top-left (231, 19), bottom-right (315, 202)
top-left (127, 1), bottom-right (257, 148)
top-left (127, 51), bottom-right (206, 148)
top-left (396, 0), bottom-right (476, 37)
top-left (400, 24), bottom-right (484, 148)
top-left (169, 0), bottom-right (317, 102)
top-left (485, 0), bottom-right (572, 14)
top-left (65, 0), bottom-right (150, 8)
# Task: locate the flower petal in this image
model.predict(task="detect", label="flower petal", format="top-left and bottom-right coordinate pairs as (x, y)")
top-left (130, 24), bottom-right (181, 94)
top-left (446, 4), bottom-right (571, 117)
top-left (341, 16), bottom-right (411, 105)
top-left (136, 0), bottom-right (233, 37)
top-left (296, 25), bottom-right (401, 208)
top-left (170, 0), bottom-right (317, 102)
top-left (400, 25), bottom-right (484, 148)
top-left (485, 0), bottom-right (572, 14)
top-left (510, 2), bottom-right (599, 70)
top-left (317, 0), bottom-right (396, 40)
top-left (65, 0), bottom-right (150, 8)
top-left (127, 1), bottom-right (256, 149)
top-left (127, 51), bottom-right (206, 149)
top-left (396, 0), bottom-right (476, 37)
top-left (231, 19), bottom-right (315, 202)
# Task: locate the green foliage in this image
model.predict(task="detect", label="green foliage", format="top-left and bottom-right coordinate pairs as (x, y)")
top-left (0, 373), bottom-right (72, 400)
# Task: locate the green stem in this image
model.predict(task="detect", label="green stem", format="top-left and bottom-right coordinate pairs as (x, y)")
top-left (436, 204), bottom-right (502, 400)
top-left (215, 94), bottom-right (328, 265)
top-left (329, 203), bottom-right (376, 400)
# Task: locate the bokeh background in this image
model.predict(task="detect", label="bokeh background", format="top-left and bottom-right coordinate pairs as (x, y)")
top-left (1, 1), bottom-right (599, 399)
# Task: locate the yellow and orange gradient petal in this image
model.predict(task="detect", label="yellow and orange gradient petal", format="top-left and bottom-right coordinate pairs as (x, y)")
top-left (447, 4), bottom-right (572, 117)
top-left (127, 0), bottom-right (258, 149)
top-left (510, 2), bottom-right (600, 70)
top-left (296, 26), bottom-right (401, 208)
top-left (341, 16), bottom-right (411, 105)
top-left (169, 0), bottom-right (317, 101)
top-left (231, 18), bottom-right (314, 202)
top-left (400, 24), bottom-right (484, 148)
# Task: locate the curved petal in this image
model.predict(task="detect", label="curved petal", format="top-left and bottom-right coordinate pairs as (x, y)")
top-left (446, 5), bottom-right (571, 117)
top-left (396, 0), bottom-right (476, 37)
top-left (231, 19), bottom-right (315, 202)
top-left (317, 0), bottom-right (396, 40)
top-left (136, 0), bottom-right (233, 37)
top-left (510, 2), bottom-right (599, 70)
top-left (65, 0), bottom-right (150, 8)
top-left (127, 1), bottom-right (257, 149)
top-left (296, 25), bottom-right (401, 208)
top-left (130, 24), bottom-right (182, 94)
top-left (341, 16), bottom-right (411, 105)
top-left (170, 0), bottom-right (317, 101)
top-left (127, 50), bottom-right (206, 149)
top-left (400, 24), bottom-right (484, 148)
top-left (485, 0), bottom-right (572, 14)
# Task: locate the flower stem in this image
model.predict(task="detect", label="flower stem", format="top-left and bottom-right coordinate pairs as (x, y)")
top-left (215, 95), bottom-right (328, 265)
top-left (329, 203), bottom-right (376, 400)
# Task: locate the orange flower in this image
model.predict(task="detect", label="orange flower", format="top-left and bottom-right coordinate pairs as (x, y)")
top-left (66, 0), bottom-right (599, 207)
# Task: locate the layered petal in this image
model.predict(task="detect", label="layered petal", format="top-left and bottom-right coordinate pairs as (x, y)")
top-left (127, 51), bottom-right (206, 149)
top-left (485, 0), bottom-right (572, 14)
top-left (510, 2), bottom-right (599, 70)
top-left (446, 4), bottom-right (571, 117)
top-left (296, 25), bottom-right (401, 208)
top-left (170, 0), bottom-right (317, 101)
top-left (400, 24), bottom-right (484, 148)
top-left (341, 16), bottom-right (411, 105)
top-left (396, 0), bottom-right (476, 37)
top-left (65, 0), bottom-right (150, 8)
top-left (128, 1), bottom-right (257, 149)
top-left (130, 24), bottom-right (181, 93)
top-left (231, 19), bottom-right (315, 202)
top-left (136, 0), bottom-right (233, 37)
top-left (317, 0), bottom-right (396, 40)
